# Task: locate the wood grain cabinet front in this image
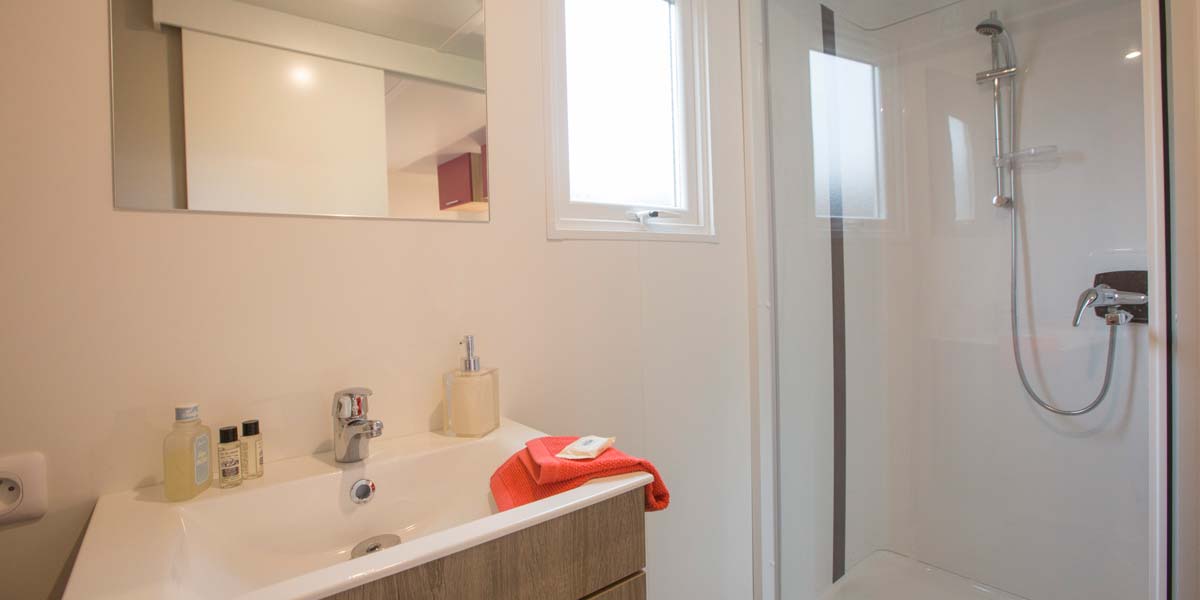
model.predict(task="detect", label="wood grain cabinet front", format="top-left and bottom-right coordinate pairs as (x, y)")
top-left (326, 489), bottom-right (646, 600)
top-left (583, 572), bottom-right (646, 600)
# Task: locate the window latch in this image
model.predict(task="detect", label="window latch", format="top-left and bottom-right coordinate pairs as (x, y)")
top-left (626, 209), bottom-right (683, 225)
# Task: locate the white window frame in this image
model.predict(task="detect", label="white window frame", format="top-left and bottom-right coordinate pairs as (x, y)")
top-left (543, 0), bottom-right (716, 242)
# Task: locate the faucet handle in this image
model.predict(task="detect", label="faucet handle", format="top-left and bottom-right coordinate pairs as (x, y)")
top-left (333, 387), bottom-right (373, 419)
top-left (1073, 286), bottom-right (1102, 327)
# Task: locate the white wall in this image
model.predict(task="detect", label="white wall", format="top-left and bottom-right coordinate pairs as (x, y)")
top-left (0, 1), bottom-right (752, 599)
top-left (387, 169), bottom-right (441, 219)
top-left (182, 30), bottom-right (390, 217)
top-left (110, 0), bottom-right (187, 211)
top-left (384, 78), bottom-right (486, 172)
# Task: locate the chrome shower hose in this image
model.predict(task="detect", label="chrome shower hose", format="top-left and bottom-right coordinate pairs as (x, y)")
top-left (1002, 71), bottom-right (1118, 416)
top-left (1007, 202), bottom-right (1119, 416)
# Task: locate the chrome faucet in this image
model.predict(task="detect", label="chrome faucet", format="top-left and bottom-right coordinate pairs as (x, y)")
top-left (1073, 284), bottom-right (1148, 327)
top-left (332, 387), bottom-right (383, 463)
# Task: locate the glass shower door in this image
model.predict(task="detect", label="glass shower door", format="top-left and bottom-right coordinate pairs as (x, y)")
top-left (764, 1), bottom-right (1159, 598)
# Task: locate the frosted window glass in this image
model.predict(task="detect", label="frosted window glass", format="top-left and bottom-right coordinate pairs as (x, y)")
top-left (948, 116), bottom-right (976, 222)
top-left (809, 51), bottom-right (884, 220)
top-left (565, 0), bottom-right (679, 208)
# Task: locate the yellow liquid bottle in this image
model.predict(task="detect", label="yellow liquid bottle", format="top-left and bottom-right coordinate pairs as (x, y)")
top-left (163, 404), bottom-right (213, 502)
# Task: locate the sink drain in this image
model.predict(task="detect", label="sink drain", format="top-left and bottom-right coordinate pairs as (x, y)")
top-left (350, 534), bottom-right (402, 559)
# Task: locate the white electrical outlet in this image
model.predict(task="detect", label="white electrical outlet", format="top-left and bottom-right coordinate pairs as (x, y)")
top-left (0, 452), bottom-right (47, 525)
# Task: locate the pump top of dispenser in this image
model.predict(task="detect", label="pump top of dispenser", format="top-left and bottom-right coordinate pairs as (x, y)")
top-left (461, 335), bottom-right (481, 372)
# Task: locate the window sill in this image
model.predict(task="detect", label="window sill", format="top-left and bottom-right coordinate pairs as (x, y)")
top-left (547, 217), bottom-right (718, 242)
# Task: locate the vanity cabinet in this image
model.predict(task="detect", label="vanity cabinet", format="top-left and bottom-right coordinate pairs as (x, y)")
top-left (586, 573), bottom-right (646, 599)
top-left (326, 488), bottom-right (647, 600)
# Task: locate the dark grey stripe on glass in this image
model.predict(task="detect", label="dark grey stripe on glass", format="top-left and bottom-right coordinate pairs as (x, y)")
top-left (820, 3), bottom-right (848, 584)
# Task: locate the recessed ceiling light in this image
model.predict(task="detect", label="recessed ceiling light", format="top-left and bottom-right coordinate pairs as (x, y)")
top-left (290, 66), bottom-right (314, 87)
top-left (1125, 50), bottom-right (1142, 60)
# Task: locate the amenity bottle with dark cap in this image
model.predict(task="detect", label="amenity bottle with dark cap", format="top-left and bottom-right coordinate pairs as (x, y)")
top-left (217, 426), bottom-right (242, 489)
top-left (240, 420), bottom-right (263, 480)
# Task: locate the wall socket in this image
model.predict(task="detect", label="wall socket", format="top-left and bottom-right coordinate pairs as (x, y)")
top-left (0, 452), bottom-right (47, 526)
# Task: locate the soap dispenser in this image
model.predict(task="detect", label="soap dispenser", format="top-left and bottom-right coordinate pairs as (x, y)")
top-left (443, 335), bottom-right (499, 437)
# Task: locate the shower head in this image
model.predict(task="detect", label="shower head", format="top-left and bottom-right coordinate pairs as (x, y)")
top-left (975, 11), bottom-right (1017, 70)
top-left (974, 18), bottom-right (1003, 36)
top-left (975, 15), bottom-right (1005, 37)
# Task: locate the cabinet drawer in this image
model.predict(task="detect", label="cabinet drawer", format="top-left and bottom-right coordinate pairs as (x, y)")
top-left (583, 572), bottom-right (646, 600)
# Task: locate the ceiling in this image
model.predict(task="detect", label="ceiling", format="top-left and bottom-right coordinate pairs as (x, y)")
top-left (384, 75), bottom-right (486, 172)
top-left (236, 0), bottom-right (485, 59)
top-left (824, 0), bottom-right (963, 30)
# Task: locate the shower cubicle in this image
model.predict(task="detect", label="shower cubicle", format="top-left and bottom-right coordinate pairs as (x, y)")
top-left (746, 0), bottom-right (1170, 598)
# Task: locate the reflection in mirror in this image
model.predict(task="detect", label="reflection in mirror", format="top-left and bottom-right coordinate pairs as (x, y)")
top-left (109, 0), bottom-right (488, 221)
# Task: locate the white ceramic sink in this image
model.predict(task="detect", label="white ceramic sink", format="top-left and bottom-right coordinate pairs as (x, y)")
top-left (64, 419), bottom-right (652, 600)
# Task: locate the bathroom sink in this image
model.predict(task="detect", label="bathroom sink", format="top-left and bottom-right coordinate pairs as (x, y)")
top-left (63, 420), bottom-right (652, 600)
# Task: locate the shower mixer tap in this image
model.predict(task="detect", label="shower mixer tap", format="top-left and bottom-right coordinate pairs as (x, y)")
top-left (1073, 284), bottom-right (1148, 327)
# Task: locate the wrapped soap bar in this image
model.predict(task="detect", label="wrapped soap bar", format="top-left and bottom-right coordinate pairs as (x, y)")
top-left (555, 436), bottom-right (615, 460)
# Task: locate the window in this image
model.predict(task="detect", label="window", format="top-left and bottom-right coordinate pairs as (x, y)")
top-left (545, 0), bottom-right (715, 240)
top-left (947, 115), bottom-right (976, 222)
top-left (809, 51), bottom-right (886, 222)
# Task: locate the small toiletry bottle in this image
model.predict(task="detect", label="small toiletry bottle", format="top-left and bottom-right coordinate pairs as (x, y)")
top-left (241, 420), bottom-right (263, 480)
top-left (444, 335), bottom-right (500, 437)
top-left (217, 426), bottom-right (242, 488)
top-left (163, 404), bottom-right (213, 502)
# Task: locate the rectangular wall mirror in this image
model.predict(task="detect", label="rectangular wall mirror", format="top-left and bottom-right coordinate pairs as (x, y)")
top-left (109, 0), bottom-right (489, 221)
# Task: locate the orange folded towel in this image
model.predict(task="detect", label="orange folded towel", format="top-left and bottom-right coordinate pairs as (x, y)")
top-left (489, 436), bottom-right (670, 512)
